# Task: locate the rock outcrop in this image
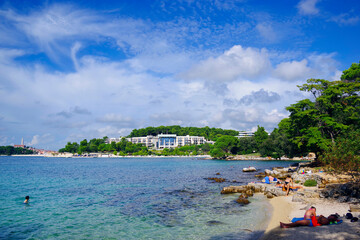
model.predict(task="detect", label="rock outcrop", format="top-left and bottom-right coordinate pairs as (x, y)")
top-left (243, 167), bottom-right (257, 172)
top-left (320, 182), bottom-right (360, 203)
top-left (208, 177), bottom-right (226, 183)
top-left (221, 165), bottom-right (359, 206)
top-left (236, 196), bottom-right (250, 205)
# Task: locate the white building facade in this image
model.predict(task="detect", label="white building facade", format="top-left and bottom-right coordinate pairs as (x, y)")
top-left (108, 134), bottom-right (212, 149)
top-left (237, 131), bottom-right (255, 138)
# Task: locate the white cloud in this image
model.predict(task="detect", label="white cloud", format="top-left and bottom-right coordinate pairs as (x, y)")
top-left (0, 136), bottom-right (10, 145)
top-left (97, 125), bottom-right (127, 138)
top-left (71, 42), bottom-right (82, 70)
top-left (97, 114), bottom-right (132, 123)
top-left (222, 107), bottom-right (288, 131)
top-left (0, 48), bottom-right (25, 64)
top-left (256, 23), bottom-right (277, 42)
top-left (331, 70), bottom-right (342, 81)
top-left (180, 45), bottom-right (271, 82)
top-left (97, 114), bottom-right (135, 128)
top-left (297, 0), bottom-right (320, 15)
top-left (28, 135), bottom-right (40, 145)
top-left (273, 59), bottom-right (312, 81)
top-left (329, 13), bottom-right (360, 26)
top-left (27, 134), bottom-right (54, 147)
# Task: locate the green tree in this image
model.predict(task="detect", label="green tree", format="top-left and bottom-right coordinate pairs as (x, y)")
top-left (210, 148), bottom-right (227, 159)
top-left (62, 142), bottom-right (79, 153)
top-left (214, 135), bottom-right (239, 154)
top-left (253, 126), bottom-right (269, 150)
top-left (282, 62), bottom-right (360, 159)
top-left (79, 139), bottom-right (88, 153)
top-left (341, 61), bottom-right (360, 82)
top-left (237, 137), bottom-right (257, 155)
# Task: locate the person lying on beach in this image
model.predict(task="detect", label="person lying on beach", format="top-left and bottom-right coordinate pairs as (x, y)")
top-left (280, 215), bottom-right (331, 228)
top-left (304, 206), bottom-right (316, 219)
top-left (24, 196), bottom-right (29, 204)
top-left (280, 206), bottom-right (317, 228)
top-left (262, 176), bottom-right (277, 184)
top-left (283, 175), bottom-right (293, 196)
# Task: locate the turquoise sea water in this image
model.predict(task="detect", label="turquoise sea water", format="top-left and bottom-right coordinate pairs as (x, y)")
top-left (0, 156), bottom-right (297, 239)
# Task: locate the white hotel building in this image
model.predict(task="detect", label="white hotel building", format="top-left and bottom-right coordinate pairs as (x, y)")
top-left (108, 134), bottom-right (213, 149)
top-left (237, 131), bottom-right (255, 138)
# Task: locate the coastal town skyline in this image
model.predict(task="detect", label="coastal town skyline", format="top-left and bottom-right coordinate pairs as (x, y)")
top-left (0, 0), bottom-right (359, 150)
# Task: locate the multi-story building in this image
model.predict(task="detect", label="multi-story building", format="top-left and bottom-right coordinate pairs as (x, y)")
top-left (108, 134), bottom-right (212, 149)
top-left (237, 131), bottom-right (255, 138)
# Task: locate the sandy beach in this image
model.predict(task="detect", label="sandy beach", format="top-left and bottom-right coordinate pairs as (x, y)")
top-left (260, 195), bottom-right (360, 240)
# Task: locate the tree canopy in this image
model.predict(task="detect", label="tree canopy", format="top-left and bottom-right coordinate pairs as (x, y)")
top-left (0, 146), bottom-right (34, 155)
top-left (273, 61), bottom-right (360, 168)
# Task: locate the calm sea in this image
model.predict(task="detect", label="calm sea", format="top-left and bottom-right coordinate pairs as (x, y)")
top-left (0, 156), bottom-right (297, 240)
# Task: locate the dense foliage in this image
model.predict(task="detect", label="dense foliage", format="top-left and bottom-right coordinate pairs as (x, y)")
top-left (209, 126), bottom-right (269, 159)
top-left (280, 62), bottom-right (360, 158)
top-left (128, 125), bottom-right (238, 141)
top-left (0, 146), bottom-right (34, 155)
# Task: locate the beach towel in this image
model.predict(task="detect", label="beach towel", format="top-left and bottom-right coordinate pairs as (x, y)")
top-left (264, 176), bottom-right (277, 184)
top-left (282, 186), bottom-right (299, 191)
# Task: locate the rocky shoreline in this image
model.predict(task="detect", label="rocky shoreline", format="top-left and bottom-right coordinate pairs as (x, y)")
top-left (220, 163), bottom-right (360, 207)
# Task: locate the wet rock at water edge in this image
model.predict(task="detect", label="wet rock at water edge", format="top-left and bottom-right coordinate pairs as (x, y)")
top-left (221, 186), bottom-right (249, 194)
top-left (245, 190), bottom-right (254, 197)
top-left (206, 220), bottom-right (225, 226)
top-left (243, 167), bottom-right (257, 172)
top-left (255, 173), bottom-right (265, 178)
top-left (236, 196), bottom-right (250, 205)
top-left (207, 177), bottom-right (226, 183)
top-left (239, 193), bottom-right (248, 199)
top-left (266, 193), bottom-right (274, 199)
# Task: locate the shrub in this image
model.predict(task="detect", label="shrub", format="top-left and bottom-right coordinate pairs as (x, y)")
top-left (304, 179), bottom-right (317, 187)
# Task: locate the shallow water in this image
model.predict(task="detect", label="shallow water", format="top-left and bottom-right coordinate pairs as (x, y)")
top-left (0, 156), bottom-right (297, 239)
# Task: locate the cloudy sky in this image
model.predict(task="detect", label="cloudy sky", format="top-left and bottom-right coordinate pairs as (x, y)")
top-left (0, 0), bottom-right (359, 150)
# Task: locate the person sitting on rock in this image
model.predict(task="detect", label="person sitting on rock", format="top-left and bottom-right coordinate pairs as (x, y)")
top-left (283, 175), bottom-right (293, 196)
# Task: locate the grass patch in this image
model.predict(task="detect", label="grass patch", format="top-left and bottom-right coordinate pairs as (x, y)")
top-left (304, 179), bottom-right (317, 187)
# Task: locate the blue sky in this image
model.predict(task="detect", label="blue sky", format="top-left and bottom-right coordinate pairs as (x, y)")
top-left (0, 0), bottom-right (359, 150)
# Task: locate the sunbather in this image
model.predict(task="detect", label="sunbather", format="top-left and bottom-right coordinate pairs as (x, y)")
top-left (262, 176), bottom-right (277, 184)
top-left (280, 207), bottom-right (334, 228)
top-left (283, 175), bottom-right (293, 196)
top-left (280, 215), bottom-right (330, 228)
